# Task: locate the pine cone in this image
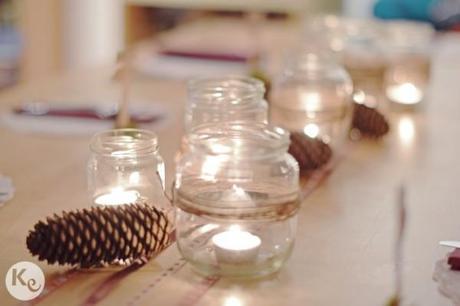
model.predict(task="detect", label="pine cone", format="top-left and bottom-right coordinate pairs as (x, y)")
top-left (352, 103), bottom-right (389, 138)
top-left (26, 202), bottom-right (173, 268)
top-left (288, 132), bottom-right (332, 171)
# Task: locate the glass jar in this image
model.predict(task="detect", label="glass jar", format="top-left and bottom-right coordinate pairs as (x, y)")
top-left (270, 48), bottom-right (353, 148)
top-left (87, 129), bottom-right (168, 210)
top-left (174, 123), bottom-right (300, 277)
top-left (184, 76), bottom-right (268, 132)
top-left (304, 15), bottom-right (385, 94)
top-left (381, 21), bottom-right (434, 107)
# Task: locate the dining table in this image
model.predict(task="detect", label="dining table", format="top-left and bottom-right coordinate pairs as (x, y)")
top-left (1, 20), bottom-right (460, 306)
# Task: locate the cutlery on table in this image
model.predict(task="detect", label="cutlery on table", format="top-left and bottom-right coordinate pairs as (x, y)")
top-left (13, 103), bottom-right (163, 124)
top-left (439, 241), bottom-right (460, 248)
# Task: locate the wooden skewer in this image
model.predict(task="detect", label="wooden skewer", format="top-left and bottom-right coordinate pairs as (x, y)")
top-left (115, 51), bottom-right (132, 129)
top-left (396, 185), bottom-right (407, 303)
top-left (388, 185), bottom-right (407, 306)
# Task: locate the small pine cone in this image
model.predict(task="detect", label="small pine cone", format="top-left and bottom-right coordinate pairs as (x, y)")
top-left (26, 202), bottom-right (174, 268)
top-left (352, 103), bottom-right (390, 138)
top-left (288, 132), bottom-right (332, 171)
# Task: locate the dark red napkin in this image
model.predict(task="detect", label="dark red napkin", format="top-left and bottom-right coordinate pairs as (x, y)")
top-left (159, 49), bottom-right (251, 63)
top-left (448, 248), bottom-right (460, 270)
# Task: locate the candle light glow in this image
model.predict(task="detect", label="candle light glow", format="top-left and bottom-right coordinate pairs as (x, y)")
top-left (303, 123), bottom-right (319, 138)
top-left (94, 187), bottom-right (139, 205)
top-left (386, 82), bottom-right (423, 105)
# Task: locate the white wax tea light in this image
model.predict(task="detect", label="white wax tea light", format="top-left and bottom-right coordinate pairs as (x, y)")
top-left (212, 227), bottom-right (261, 264)
top-left (386, 83), bottom-right (423, 105)
top-left (94, 187), bottom-right (139, 206)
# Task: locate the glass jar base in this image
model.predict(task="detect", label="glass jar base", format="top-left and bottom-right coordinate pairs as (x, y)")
top-left (183, 245), bottom-right (294, 279)
top-left (186, 257), bottom-right (288, 279)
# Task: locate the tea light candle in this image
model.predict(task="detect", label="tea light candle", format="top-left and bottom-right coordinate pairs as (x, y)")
top-left (212, 226), bottom-right (261, 264)
top-left (386, 82), bottom-right (423, 105)
top-left (94, 187), bottom-right (139, 206)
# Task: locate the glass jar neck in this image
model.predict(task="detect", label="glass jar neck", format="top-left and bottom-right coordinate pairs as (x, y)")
top-left (282, 49), bottom-right (342, 77)
top-left (186, 123), bottom-right (290, 161)
top-left (187, 76), bottom-right (266, 111)
top-left (90, 129), bottom-right (159, 159)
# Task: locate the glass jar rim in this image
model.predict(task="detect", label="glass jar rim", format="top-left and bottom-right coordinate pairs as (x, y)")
top-left (187, 75), bottom-right (266, 109)
top-left (90, 128), bottom-right (159, 158)
top-left (380, 20), bottom-right (434, 54)
top-left (186, 122), bottom-right (290, 158)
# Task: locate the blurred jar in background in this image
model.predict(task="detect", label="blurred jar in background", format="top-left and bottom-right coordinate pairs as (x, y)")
top-left (185, 76), bottom-right (268, 132)
top-left (270, 48), bottom-right (353, 149)
top-left (303, 15), bottom-right (385, 97)
top-left (381, 21), bottom-right (434, 107)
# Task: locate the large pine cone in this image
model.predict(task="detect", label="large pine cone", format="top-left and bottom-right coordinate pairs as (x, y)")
top-left (288, 132), bottom-right (332, 171)
top-left (352, 103), bottom-right (390, 138)
top-left (26, 202), bottom-right (173, 268)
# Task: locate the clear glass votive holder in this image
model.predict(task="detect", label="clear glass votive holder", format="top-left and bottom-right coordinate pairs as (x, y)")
top-left (381, 21), bottom-right (434, 107)
top-left (174, 123), bottom-right (300, 278)
top-left (270, 47), bottom-right (353, 149)
top-left (87, 129), bottom-right (168, 210)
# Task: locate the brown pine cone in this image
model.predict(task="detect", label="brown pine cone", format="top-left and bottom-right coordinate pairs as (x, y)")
top-left (288, 132), bottom-right (332, 171)
top-left (352, 103), bottom-right (390, 138)
top-left (26, 202), bottom-right (174, 268)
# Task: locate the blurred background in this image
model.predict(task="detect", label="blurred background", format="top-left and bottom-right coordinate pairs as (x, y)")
top-left (2, 0), bottom-right (458, 89)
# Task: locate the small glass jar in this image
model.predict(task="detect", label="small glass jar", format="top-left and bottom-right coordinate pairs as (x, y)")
top-left (304, 15), bottom-right (385, 93)
top-left (87, 129), bottom-right (168, 210)
top-left (381, 21), bottom-right (434, 107)
top-left (184, 76), bottom-right (268, 132)
top-left (270, 48), bottom-right (353, 148)
top-left (174, 123), bottom-right (300, 277)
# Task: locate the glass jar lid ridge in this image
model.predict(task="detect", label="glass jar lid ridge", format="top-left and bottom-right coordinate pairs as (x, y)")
top-left (188, 75), bottom-right (266, 109)
top-left (90, 128), bottom-right (159, 158)
top-left (186, 123), bottom-right (290, 159)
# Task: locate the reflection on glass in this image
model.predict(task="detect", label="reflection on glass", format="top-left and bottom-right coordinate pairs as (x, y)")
top-left (200, 155), bottom-right (223, 182)
top-left (129, 171), bottom-right (140, 184)
top-left (223, 296), bottom-right (243, 306)
top-left (300, 91), bottom-right (321, 112)
top-left (398, 116), bottom-right (415, 146)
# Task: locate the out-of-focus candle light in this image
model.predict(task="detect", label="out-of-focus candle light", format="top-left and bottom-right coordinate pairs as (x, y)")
top-left (303, 123), bottom-right (320, 138)
top-left (300, 91), bottom-right (321, 112)
top-left (398, 116), bottom-right (415, 146)
top-left (223, 296), bottom-right (244, 306)
top-left (386, 83), bottom-right (423, 105)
